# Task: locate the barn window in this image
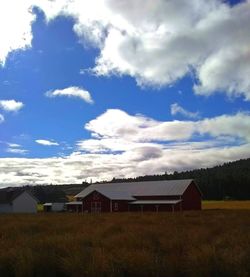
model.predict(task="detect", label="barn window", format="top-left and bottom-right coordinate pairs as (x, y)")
top-left (114, 202), bottom-right (118, 211)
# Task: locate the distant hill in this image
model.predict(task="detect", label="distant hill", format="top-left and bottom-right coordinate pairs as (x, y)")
top-left (30, 185), bottom-right (68, 203)
top-left (102, 158), bottom-right (250, 200)
top-left (59, 183), bottom-right (90, 196)
top-left (28, 183), bottom-right (89, 203)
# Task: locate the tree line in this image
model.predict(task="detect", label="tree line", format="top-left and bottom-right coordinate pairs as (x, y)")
top-left (106, 158), bottom-right (250, 200)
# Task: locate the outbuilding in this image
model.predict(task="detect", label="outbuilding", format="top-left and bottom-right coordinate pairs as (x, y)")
top-left (0, 189), bottom-right (38, 213)
top-left (75, 179), bottom-right (202, 213)
top-left (43, 202), bottom-right (65, 212)
top-left (65, 201), bottom-right (82, 212)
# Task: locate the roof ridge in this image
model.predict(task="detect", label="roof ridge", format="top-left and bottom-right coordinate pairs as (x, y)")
top-left (75, 179), bottom-right (194, 200)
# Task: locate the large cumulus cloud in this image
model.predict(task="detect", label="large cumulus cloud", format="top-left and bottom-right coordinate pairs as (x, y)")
top-left (1, 0), bottom-right (250, 99)
top-left (1, 109), bottom-right (250, 187)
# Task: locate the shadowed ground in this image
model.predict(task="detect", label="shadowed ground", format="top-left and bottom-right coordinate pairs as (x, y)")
top-left (0, 208), bottom-right (249, 276)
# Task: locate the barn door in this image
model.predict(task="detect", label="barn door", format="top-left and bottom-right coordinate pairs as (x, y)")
top-left (91, 202), bottom-right (102, 213)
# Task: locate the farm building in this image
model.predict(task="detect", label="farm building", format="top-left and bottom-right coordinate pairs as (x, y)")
top-left (0, 189), bottom-right (38, 213)
top-left (75, 179), bottom-right (202, 213)
top-left (43, 202), bottom-right (65, 212)
top-left (65, 201), bottom-right (82, 212)
top-left (44, 201), bottom-right (83, 213)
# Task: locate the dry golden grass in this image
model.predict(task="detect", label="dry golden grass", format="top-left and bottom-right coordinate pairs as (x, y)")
top-left (203, 200), bottom-right (250, 210)
top-left (0, 211), bottom-right (249, 277)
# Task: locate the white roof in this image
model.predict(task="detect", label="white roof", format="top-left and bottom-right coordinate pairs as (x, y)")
top-left (76, 179), bottom-right (194, 200)
top-left (43, 202), bottom-right (65, 206)
top-left (130, 200), bottom-right (181, 205)
top-left (65, 201), bottom-right (82, 205)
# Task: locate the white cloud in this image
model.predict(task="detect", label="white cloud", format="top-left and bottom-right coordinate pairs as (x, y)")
top-left (170, 103), bottom-right (199, 119)
top-left (0, 100), bottom-right (24, 112)
top-left (7, 143), bottom-right (21, 148)
top-left (6, 148), bottom-right (28, 155)
top-left (0, 114), bottom-right (4, 123)
top-left (1, 142), bottom-right (250, 187)
top-left (37, 0), bottom-right (250, 100)
top-left (4, 143), bottom-right (27, 155)
top-left (1, 1), bottom-right (250, 99)
top-left (84, 109), bottom-right (250, 144)
top-left (36, 139), bottom-right (59, 146)
top-left (45, 86), bottom-right (94, 104)
top-left (0, 1), bottom-right (36, 65)
top-left (1, 109), bottom-right (250, 187)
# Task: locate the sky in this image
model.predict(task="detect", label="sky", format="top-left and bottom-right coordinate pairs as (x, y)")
top-left (0, 0), bottom-right (250, 187)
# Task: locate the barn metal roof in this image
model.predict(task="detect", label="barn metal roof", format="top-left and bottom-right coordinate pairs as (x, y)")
top-left (97, 190), bottom-right (136, 200)
top-left (76, 179), bottom-right (194, 200)
top-left (129, 200), bottom-right (182, 205)
top-left (65, 201), bottom-right (82, 205)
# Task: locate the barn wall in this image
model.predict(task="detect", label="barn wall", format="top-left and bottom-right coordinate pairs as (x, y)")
top-left (82, 191), bottom-right (111, 212)
top-left (0, 204), bottom-right (12, 213)
top-left (182, 182), bottom-right (201, 210)
top-left (129, 203), bottom-right (181, 212)
top-left (111, 200), bottom-right (129, 212)
top-left (66, 204), bottom-right (82, 213)
top-left (12, 192), bottom-right (37, 213)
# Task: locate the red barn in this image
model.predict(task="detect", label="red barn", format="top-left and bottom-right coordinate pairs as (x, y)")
top-left (75, 179), bottom-right (202, 213)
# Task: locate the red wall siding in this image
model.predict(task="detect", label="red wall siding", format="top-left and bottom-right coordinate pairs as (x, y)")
top-left (111, 200), bottom-right (129, 212)
top-left (66, 204), bottom-right (82, 213)
top-left (82, 191), bottom-right (130, 212)
top-left (82, 191), bottom-right (111, 212)
top-left (129, 202), bottom-right (181, 212)
top-left (182, 182), bottom-right (201, 210)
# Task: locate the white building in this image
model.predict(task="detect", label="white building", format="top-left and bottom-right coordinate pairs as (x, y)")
top-left (0, 190), bottom-right (38, 213)
top-left (43, 202), bottom-right (65, 212)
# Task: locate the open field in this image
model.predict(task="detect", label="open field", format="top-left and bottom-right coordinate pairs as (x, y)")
top-left (202, 200), bottom-right (250, 210)
top-left (0, 211), bottom-right (250, 277)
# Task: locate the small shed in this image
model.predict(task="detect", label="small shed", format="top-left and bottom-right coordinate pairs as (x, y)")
top-left (0, 189), bottom-right (38, 213)
top-left (43, 202), bottom-right (65, 212)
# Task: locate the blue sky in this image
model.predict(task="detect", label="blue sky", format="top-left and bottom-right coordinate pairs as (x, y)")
top-left (0, 0), bottom-right (250, 186)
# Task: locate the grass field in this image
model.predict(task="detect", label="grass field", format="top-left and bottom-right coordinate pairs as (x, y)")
top-left (0, 210), bottom-right (250, 277)
top-left (202, 200), bottom-right (250, 210)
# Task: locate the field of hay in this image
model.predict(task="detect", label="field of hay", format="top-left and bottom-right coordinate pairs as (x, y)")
top-left (0, 210), bottom-right (250, 277)
top-left (203, 200), bottom-right (250, 210)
